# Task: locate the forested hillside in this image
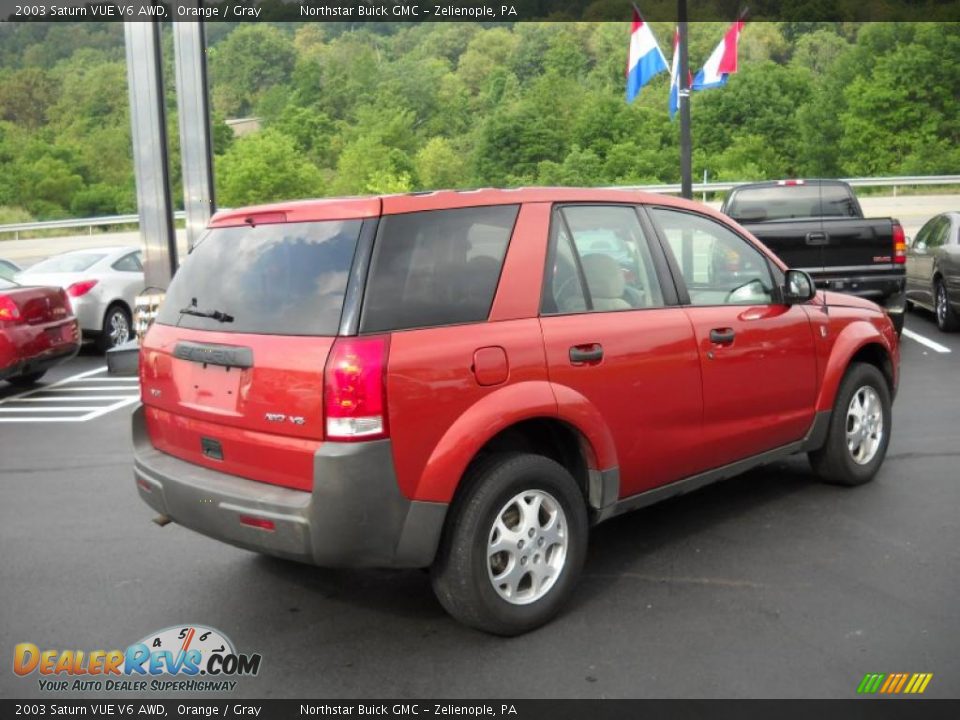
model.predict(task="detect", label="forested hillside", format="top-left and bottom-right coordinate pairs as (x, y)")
top-left (0, 21), bottom-right (958, 222)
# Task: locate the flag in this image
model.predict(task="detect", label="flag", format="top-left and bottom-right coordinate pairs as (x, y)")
top-left (692, 20), bottom-right (745, 91)
top-left (626, 7), bottom-right (668, 103)
top-left (668, 27), bottom-right (680, 119)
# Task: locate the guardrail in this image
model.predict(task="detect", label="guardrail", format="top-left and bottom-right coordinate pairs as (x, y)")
top-left (0, 211), bottom-right (186, 240)
top-left (612, 175), bottom-right (960, 196)
top-left (2, 175), bottom-right (959, 239)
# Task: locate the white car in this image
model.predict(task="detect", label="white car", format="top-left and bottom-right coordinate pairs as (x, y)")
top-left (16, 246), bottom-right (145, 352)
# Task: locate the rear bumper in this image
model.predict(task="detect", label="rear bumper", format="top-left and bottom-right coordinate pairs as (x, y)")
top-left (812, 272), bottom-right (905, 304)
top-left (131, 406), bottom-right (447, 568)
top-left (0, 323), bottom-right (80, 381)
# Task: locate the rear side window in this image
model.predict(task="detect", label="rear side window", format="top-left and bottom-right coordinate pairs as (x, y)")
top-left (157, 220), bottom-right (362, 336)
top-left (360, 205), bottom-right (518, 333)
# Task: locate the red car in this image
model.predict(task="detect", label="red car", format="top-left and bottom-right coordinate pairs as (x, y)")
top-left (0, 277), bottom-right (80, 386)
top-left (133, 189), bottom-right (899, 635)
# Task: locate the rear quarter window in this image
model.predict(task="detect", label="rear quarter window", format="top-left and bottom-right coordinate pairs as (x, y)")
top-left (360, 205), bottom-right (519, 333)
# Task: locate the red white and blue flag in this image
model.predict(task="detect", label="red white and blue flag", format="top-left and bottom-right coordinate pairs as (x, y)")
top-left (626, 7), bottom-right (668, 103)
top-left (692, 20), bottom-right (745, 90)
top-left (668, 27), bottom-right (680, 119)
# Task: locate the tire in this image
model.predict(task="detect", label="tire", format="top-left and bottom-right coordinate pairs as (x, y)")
top-left (809, 362), bottom-right (892, 487)
top-left (97, 304), bottom-right (132, 353)
top-left (7, 370), bottom-right (46, 387)
top-left (430, 452), bottom-right (588, 636)
top-left (934, 279), bottom-right (959, 332)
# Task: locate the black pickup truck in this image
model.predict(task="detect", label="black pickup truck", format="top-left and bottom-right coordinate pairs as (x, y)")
top-left (721, 180), bottom-right (907, 333)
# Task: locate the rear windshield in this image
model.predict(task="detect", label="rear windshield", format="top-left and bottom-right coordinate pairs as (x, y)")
top-left (725, 184), bottom-right (859, 222)
top-left (360, 205), bottom-right (518, 333)
top-left (157, 220), bottom-right (362, 336)
top-left (25, 253), bottom-right (105, 273)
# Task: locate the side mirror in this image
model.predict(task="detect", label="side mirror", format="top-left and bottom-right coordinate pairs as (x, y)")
top-left (783, 269), bottom-right (816, 305)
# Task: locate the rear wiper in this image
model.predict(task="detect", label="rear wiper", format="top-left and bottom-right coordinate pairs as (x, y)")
top-left (179, 306), bottom-right (234, 323)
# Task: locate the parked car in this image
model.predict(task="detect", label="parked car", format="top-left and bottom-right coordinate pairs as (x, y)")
top-left (133, 189), bottom-right (900, 635)
top-left (721, 180), bottom-right (907, 334)
top-left (16, 246), bottom-right (144, 352)
top-left (0, 259), bottom-right (22, 282)
top-left (0, 276), bottom-right (80, 386)
top-left (905, 211), bottom-right (960, 332)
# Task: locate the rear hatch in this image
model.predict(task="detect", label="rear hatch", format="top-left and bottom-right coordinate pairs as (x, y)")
top-left (140, 216), bottom-right (368, 492)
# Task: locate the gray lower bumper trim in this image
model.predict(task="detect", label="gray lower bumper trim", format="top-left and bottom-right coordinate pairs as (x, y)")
top-left (132, 406), bottom-right (447, 568)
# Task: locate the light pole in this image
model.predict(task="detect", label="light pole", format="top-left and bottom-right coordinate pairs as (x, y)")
top-left (678, 0), bottom-right (693, 200)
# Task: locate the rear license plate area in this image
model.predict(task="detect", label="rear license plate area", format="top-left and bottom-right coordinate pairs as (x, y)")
top-left (184, 363), bottom-right (242, 412)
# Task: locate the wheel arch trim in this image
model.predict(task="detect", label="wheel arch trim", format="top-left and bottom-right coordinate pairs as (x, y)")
top-left (815, 323), bottom-right (896, 413)
top-left (413, 380), bottom-right (618, 504)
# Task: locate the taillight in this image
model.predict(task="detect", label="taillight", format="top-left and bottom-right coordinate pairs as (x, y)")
top-left (0, 295), bottom-right (21, 325)
top-left (323, 336), bottom-right (390, 441)
top-left (893, 222), bottom-right (906, 264)
top-left (67, 279), bottom-right (99, 297)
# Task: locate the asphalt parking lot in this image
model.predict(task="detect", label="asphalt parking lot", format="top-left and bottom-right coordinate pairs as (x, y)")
top-left (1, 310), bottom-right (958, 700)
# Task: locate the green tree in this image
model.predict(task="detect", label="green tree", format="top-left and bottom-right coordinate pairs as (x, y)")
top-left (217, 129), bottom-right (325, 206)
top-left (210, 25), bottom-right (296, 116)
top-left (415, 137), bottom-right (468, 189)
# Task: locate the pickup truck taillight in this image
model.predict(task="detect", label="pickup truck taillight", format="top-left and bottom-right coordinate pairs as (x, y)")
top-left (893, 222), bottom-right (907, 264)
top-left (0, 295), bottom-right (21, 326)
top-left (323, 336), bottom-right (390, 441)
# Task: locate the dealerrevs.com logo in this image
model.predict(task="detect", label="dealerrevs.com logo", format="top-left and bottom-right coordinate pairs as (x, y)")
top-left (13, 624), bottom-right (262, 693)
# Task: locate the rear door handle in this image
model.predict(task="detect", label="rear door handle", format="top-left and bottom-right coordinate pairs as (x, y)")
top-left (709, 328), bottom-right (736, 345)
top-left (569, 343), bottom-right (603, 364)
top-left (805, 231), bottom-right (828, 246)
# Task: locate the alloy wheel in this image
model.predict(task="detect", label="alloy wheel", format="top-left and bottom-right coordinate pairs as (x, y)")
top-left (846, 385), bottom-right (884, 465)
top-left (487, 489), bottom-right (567, 605)
top-left (109, 311), bottom-right (130, 347)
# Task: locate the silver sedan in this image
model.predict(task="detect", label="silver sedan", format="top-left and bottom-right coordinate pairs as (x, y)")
top-left (16, 246), bottom-right (145, 352)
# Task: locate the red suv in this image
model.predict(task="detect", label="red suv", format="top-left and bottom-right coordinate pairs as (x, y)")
top-left (133, 189), bottom-right (899, 635)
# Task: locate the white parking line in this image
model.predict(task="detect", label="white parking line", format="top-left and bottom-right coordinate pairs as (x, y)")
top-left (902, 328), bottom-right (952, 354)
top-left (72, 377), bottom-right (139, 381)
top-left (10, 396), bottom-right (136, 402)
top-left (32, 387), bottom-right (142, 393)
top-left (0, 367), bottom-right (140, 423)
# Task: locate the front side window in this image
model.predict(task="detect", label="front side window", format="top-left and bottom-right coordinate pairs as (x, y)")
top-left (542, 205), bottom-right (665, 314)
top-left (929, 217), bottom-right (950, 249)
top-left (650, 208), bottom-right (775, 306)
top-left (914, 216), bottom-right (948, 251)
top-left (360, 205), bottom-right (518, 333)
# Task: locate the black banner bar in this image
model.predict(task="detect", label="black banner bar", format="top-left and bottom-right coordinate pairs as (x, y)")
top-left (4, 0), bottom-right (960, 22)
top-left (4, 700), bottom-right (960, 720)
